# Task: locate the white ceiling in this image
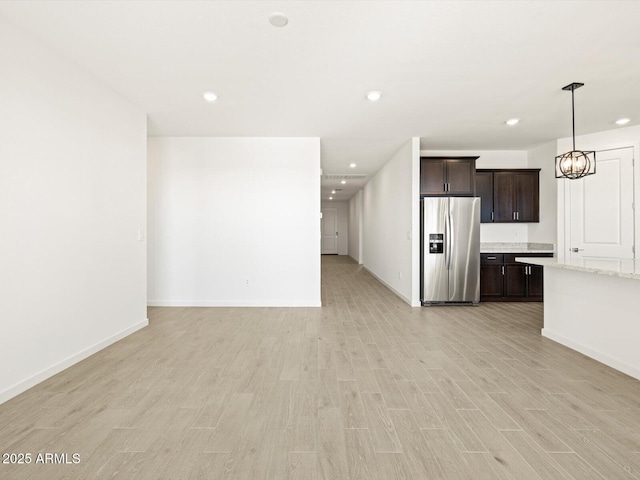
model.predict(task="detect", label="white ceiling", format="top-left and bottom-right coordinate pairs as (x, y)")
top-left (2, 1), bottom-right (640, 201)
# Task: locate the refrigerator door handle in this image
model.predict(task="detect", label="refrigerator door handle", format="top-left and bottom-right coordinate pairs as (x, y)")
top-left (444, 213), bottom-right (448, 268)
top-left (446, 210), bottom-right (453, 270)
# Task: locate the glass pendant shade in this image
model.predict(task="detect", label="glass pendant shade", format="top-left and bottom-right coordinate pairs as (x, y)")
top-left (555, 149), bottom-right (596, 179)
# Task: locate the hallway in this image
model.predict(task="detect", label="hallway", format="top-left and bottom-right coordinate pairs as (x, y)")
top-left (2, 256), bottom-right (640, 479)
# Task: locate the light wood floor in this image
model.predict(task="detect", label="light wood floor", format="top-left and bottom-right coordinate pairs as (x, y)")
top-left (3, 255), bottom-right (640, 479)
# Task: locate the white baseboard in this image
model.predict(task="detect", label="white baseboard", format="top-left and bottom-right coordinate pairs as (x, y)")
top-left (363, 267), bottom-right (413, 306)
top-left (542, 328), bottom-right (640, 381)
top-left (0, 319), bottom-right (149, 406)
top-left (348, 254), bottom-right (363, 265)
top-left (148, 300), bottom-right (322, 307)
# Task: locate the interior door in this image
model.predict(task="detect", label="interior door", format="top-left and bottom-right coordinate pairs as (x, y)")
top-left (321, 208), bottom-right (338, 254)
top-left (568, 147), bottom-right (634, 267)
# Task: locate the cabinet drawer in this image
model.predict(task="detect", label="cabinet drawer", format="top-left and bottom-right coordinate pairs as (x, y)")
top-left (504, 253), bottom-right (553, 264)
top-left (481, 254), bottom-right (504, 265)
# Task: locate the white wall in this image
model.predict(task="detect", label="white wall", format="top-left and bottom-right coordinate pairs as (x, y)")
top-left (321, 201), bottom-right (348, 255)
top-left (362, 138), bottom-right (420, 306)
top-left (0, 19), bottom-right (148, 404)
top-left (543, 267), bottom-right (640, 381)
top-left (556, 125), bottom-right (640, 261)
top-left (527, 140), bottom-right (558, 245)
top-left (421, 149), bottom-right (529, 243)
top-left (148, 137), bottom-right (321, 307)
top-left (348, 190), bottom-right (363, 264)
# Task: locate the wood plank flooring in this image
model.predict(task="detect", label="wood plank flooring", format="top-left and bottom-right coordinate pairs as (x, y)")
top-left (2, 254), bottom-right (640, 479)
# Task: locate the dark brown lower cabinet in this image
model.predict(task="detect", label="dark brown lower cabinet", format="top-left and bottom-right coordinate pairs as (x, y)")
top-left (528, 265), bottom-right (544, 298)
top-left (505, 264), bottom-right (527, 298)
top-left (480, 265), bottom-right (504, 298)
top-left (480, 253), bottom-right (552, 302)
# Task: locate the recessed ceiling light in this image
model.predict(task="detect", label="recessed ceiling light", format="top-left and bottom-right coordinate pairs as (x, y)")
top-left (349, 163), bottom-right (357, 168)
top-left (203, 91), bottom-right (218, 102)
top-left (329, 196), bottom-right (333, 200)
top-left (505, 118), bottom-right (520, 126)
top-left (269, 12), bottom-right (288, 27)
top-left (331, 190), bottom-right (336, 194)
top-left (366, 91), bottom-right (382, 102)
top-left (615, 118), bottom-right (631, 125)
top-left (340, 180), bottom-right (347, 184)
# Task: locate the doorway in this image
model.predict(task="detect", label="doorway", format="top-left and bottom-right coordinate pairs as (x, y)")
top-left (321, 207), bottom-right (338, 254)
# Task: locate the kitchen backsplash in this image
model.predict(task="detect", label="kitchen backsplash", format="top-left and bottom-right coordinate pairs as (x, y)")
top-left (480, 242), bottom-right (555, 253)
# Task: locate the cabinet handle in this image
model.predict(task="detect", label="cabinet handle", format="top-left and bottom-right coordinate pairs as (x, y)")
top-left (491, 212), bottom-right (494, 221)
top-left (501, 266), bottom-right (505, 275)
top-left (512, 212), bottom-right (515, 220)
top-left (487, 256), bottom-right (496, 260)
top-left (524, 265), bottom-right (528, 275)
top-left (517, 211), bottom-right (520, 221)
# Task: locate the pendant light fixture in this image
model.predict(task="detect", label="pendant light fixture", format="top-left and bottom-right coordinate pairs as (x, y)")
top-left (555, 82), bottom-right (596, 179)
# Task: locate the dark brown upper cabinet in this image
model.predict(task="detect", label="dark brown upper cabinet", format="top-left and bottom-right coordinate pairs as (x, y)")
top-left (420, 157), bottom-right (478, 196)
top-left (476, 169), bottom-right (540, 223)
top-left (475, 171), bottom-right (494, 223)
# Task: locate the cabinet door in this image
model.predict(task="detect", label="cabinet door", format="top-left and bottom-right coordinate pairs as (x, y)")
top-left (446, 159), bottom-right (475, 196)
top-left (421, 159), bottom-right (446, 195)
top-left (476, 171), bottom-right (493, 222)
top-left (515, 172), bottom-right (539, 222)
top-left (504, 264), bottom-right (527, 297)
top-left (527, 265), bottom-right (544, 298)
top-left (493, 172), bottom-right (515, 222)
top-left (480, 265), bottom-right (504, 298)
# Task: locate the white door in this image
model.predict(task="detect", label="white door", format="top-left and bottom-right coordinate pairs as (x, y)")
top-left (568, 147), bottom-right (634, 268)
top-left (321, 208), bottom-right (338, 254)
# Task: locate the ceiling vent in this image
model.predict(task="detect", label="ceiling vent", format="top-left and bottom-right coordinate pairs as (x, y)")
top-left (324, 174), bottom-right (368, 180)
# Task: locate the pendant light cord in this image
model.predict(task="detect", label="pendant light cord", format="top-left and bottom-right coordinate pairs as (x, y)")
top-left (571, 86), bottom-right (576, 151)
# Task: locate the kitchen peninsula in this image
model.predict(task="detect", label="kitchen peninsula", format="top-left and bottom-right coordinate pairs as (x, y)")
top-left (516, 256), bottom-right (640, 381)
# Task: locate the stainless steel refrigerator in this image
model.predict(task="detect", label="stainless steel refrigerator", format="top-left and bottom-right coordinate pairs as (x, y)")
top-left (421, 197), bottom-right (480, 305)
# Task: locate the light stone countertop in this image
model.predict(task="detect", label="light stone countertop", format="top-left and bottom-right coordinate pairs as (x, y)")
top-left (515, 257), bottom-right (640, 281)
top-left (480, 242), bottom-right (555, 254)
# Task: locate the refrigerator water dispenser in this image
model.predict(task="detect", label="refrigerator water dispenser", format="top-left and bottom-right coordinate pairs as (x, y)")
top-left (428, 234), bottom-right (444, 254)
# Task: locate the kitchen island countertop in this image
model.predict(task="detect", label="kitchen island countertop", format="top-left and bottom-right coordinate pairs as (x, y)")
top-left (515, 256), bottom-right (640, 281)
